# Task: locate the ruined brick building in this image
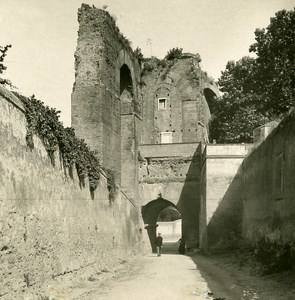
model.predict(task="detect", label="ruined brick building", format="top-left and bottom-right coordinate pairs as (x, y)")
top-left (2, 4), bottom-right (295, 297)
top-left (72, 4), bottom-right (219, 249)
top-left (71, 4), bottom-right (295, 254)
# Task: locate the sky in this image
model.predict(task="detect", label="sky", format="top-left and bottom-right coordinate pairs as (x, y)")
top-left (0, 0), bottom-right (294, 126)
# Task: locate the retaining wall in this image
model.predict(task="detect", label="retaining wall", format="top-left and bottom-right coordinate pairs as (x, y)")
top-left (0, 86), bottom-right (143, 299)
top-left (243, 112), bottom-right (295, 243)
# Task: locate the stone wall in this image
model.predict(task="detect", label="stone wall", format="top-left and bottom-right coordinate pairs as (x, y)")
top-left (139, 143), bottom-right (201, 248)
top-left (0, 86), bottom-right (143, 299)
top-left (200, 112), bottom-right (295, 250)
top-left (242, 111), bottom-right (295, 244)
top-left (199, 144), bottom-right (253, 251)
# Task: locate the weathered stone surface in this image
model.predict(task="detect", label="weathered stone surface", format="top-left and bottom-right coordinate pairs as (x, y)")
top-left (72, 4), bottom-right (141, 182)
top-left (242, 112), bottom-right (295, 244)
top-left (141, 55), bottom-right (219, 144)
top-left (0, 86), bottom-right (144, 299)
top-left (139, 143), bottom-right (201, 248)
top-left (71, 5), bottom-right (222, 252)
top-left (199, 144), bottom-right (253, 251)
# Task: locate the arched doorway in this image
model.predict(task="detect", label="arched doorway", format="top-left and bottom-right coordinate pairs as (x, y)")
top-left (142, 197), bottom-right (182, 253)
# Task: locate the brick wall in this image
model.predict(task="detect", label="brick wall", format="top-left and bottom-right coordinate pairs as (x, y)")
top-left (72, 4), bottom-right (141, 182)
top-left (141, 56), bottom-right (219, 144)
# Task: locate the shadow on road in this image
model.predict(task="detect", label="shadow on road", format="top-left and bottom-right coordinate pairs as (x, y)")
top-left (189, 253), bottom-right (263, 300)
top-left (161, 241), bottom-right (182, 255)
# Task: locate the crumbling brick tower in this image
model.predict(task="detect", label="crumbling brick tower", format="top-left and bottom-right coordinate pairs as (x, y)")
top-left (72, 4), bottom-right (141, 203)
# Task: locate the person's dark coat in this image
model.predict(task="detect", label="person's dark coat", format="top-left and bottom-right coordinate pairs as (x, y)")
top-left (155, 236), bottom-right (163, 247)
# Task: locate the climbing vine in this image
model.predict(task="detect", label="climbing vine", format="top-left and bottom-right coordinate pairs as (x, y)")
top-left (15, 93), bottom-right (116, 198)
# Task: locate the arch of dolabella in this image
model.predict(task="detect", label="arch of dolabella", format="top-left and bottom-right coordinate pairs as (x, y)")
top-left (142, 198), bottom-right (180, 252)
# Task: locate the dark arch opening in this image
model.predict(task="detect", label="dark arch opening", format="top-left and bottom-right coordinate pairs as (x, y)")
top-left (142, 198), bottom-right (182, 253)
top-left (204, 88), bottom-right (217, 114)
top-left (204, 88), bottom-right (218, 142)
top-left (120, 64), bottom-right (133, 96)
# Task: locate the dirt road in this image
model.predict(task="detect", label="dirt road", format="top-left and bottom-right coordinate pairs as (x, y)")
top-left (42, 243), bottom-right (295, 300)
top-left (75, 252), bottom-right (212, 300)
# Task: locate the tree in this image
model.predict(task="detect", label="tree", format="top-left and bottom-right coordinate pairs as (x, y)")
top-left (0, 44), bottom-right (12, 85)
top-left (157, 207), bottom-right (181, 222)
top-left (249, 8), bottom-right (295, 117)
top-left (211, 7), bottom-right (295, 143)
top-left (210, 57), bottom-right (269, 143)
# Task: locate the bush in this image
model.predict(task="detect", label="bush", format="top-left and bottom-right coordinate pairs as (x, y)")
top-left (141, 57), bottom-right (168, 76)
top-left (164, 47), bottom-right (183, 60)
top-left (253, 238), bottom-right (295, 274)
top-left (209, 232), bottom-right (250, 254)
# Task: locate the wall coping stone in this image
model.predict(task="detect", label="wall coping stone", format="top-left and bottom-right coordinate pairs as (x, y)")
top-left (0, 84), bottom-right (25, 113)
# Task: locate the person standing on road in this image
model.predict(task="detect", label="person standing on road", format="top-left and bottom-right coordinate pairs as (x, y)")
top-left (178, 237), bottom-right (185, 254)
top-left (155, 233), bottom-right (163, 257)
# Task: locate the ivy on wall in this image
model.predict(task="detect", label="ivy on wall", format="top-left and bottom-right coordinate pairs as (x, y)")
top-left (14, 92), bottom-right (116, 199)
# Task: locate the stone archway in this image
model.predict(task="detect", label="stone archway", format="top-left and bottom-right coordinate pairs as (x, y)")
top-left (142, 197), bottom-right (181, 252)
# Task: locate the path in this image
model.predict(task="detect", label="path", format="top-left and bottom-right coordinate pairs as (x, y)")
top-left (43, 243), bottom-right (295, 300)
top-left (77, 252), bottom-right (211, 300)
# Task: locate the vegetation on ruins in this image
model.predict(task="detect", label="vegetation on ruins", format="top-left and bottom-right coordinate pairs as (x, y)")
top-left (134, 47), bottom-right (144, 66)
top-left (0, 44), bottom-right (12, 86)
top-left (140, 47), bottom-right (203, 81)
top-left (14, 93), bottom-right (116, 200)
top-left (211, 7), bottom-right (295, 143)
top-left (164, 47), bottom-right (183, 60)
top-left (141, 56), bottom-right (168, 75)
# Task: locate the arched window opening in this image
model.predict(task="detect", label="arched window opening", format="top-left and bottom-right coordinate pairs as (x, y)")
top-left (204, 88), bottom-right (217, 116)
top-left (120, 64), bottom-right (133, 96)
top-left (203, 88), bottom-right (218, 143)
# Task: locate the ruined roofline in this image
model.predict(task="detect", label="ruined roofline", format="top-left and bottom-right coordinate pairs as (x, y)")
top-left (78, 3), bottom-right (135, 59)
top-left (143, 52), bottom-right (200, 62)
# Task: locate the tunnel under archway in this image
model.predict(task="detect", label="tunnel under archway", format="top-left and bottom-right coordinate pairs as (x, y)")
top-left (142, 198), bottom-right (182, 252)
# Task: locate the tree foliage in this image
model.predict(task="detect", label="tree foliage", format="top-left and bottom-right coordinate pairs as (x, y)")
top-left (249, 8), bottom-right (295, 117)
top-left (157, 207), bottom-right (181, 222)
top-left (0, 44), bottom-right (12, 85)
top-left (211, 8), bottom-right (295, 143)
top-left (210, 57), bottom-right (269, 143)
